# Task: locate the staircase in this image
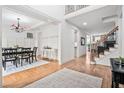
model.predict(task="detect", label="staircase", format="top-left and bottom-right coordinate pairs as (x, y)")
top-left (94, 44), bottom-right (119, 66)
top-left (91, 26), bottom-right (119, 66)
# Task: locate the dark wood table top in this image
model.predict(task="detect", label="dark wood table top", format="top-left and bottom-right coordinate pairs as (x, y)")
top-left (110, 58), bottom-right (124, 74)
top-left (2, 50), bottom-right (33, 56)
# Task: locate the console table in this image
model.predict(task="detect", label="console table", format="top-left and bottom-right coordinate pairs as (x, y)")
top-left (41, 48), bottom-right (58, 60)
top-left (110, 58), bottom-right (124, 88)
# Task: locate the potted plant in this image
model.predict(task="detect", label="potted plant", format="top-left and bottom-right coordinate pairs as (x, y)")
top-left (115, 56), bottom-right (124, 65)
top-left (119, 56), bottom-right (124, 65)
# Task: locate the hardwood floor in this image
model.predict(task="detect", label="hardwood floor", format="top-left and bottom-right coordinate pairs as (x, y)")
top-left (3, 61), bottom-right (60, 88)
top-left (3, 55), bottom-right (112, 88)
top-left (61, 57), bottom-right (112, 88)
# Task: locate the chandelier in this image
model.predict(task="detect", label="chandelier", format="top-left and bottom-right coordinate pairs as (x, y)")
top-left (10, 18), bottom-right (26, 33)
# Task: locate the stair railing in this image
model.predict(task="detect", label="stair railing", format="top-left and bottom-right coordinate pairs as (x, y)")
top-left (91, 26), bottom-right (119, 60)
top-left (96, 26), bottom-right (118, 47)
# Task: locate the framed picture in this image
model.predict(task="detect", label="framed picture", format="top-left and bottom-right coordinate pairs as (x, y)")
top-left (27, 33), bottom-right (33, 39)
top-left (81, 37), bottom-right (85, 46)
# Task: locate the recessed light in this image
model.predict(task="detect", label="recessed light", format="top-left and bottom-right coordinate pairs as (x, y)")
top-left (83, 22), bottom-right (87, 26)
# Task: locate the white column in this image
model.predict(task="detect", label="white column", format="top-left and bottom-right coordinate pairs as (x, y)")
top-left (0, 5), bottom-right (2, 88)
top-left (116, 18), bottom-right (122, 56)
top-left (121, 6), bottom-right (124, 57)
top-left (58, 23), bottom-right (62, 64)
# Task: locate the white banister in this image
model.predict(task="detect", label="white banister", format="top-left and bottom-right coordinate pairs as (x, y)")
top-left (65, 5), bottom-right (90, 15)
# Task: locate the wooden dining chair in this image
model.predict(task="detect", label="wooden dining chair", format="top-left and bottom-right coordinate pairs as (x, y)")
top-left (19, 48), bottom-right (31, 66)
top-left (2, 48), bottom-right (18, 70)
top-left (32, 47), bottom-right (38, 62)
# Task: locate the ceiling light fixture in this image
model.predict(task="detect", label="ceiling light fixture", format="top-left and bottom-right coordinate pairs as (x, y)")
top-left (83, 22), bottom-right (87, 26)
top-left (10, 18), bottom-right (28, 33)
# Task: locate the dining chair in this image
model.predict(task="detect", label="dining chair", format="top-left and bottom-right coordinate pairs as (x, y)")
top-left (19, 48), bottom-right (31, 66)
top-left (32, 47), bottom-right (38, 61)
top-left (2, 48), bottom-right (18, 70)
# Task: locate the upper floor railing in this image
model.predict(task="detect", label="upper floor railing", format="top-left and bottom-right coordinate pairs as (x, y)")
top-left (65, 5), bottom-right (90, 15)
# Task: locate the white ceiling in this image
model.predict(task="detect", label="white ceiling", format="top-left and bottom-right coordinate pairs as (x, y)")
top-left (2, 5), bottom-right (60, 31)
top-left (67, 5), bottom-right (122, 34)
top-left (2, 8), bottom-right (45, 30)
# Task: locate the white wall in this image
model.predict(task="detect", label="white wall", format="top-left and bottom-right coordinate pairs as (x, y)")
top-left (36, 23), bottom-right (59, 55)
top-left (0, 6), bottom-right (2, 88)
top-left (2, 27), bottom-right (37, 48)
top-left (38, 24), bottom-right (59, 49)
top-left (78, 30), bottom-right (86, 57)
top-left (60, 21), bottom-right (75, 64)
top-left (30, 5), bottom-right (65, 21)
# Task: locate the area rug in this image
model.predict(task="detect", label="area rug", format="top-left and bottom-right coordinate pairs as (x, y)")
top-left (25, 68), bottom-right (103, 88)
top-left (2, 60), bottom-right (49, 76)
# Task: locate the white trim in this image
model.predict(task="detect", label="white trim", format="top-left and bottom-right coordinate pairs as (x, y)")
top-left (0, 6), bottom-right (2, 88)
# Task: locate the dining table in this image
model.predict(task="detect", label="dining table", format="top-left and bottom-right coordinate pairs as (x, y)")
top-left (110, 58), bottom-right (124, 88)
top-left (2, 48), bottom-right (34, 62)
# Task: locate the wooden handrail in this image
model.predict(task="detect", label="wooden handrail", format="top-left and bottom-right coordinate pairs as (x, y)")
top-left (96, 26), bottom-right (119, 45)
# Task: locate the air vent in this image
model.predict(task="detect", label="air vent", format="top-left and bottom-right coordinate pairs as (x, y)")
top-left (102, 15), bottom-right (118, 23)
